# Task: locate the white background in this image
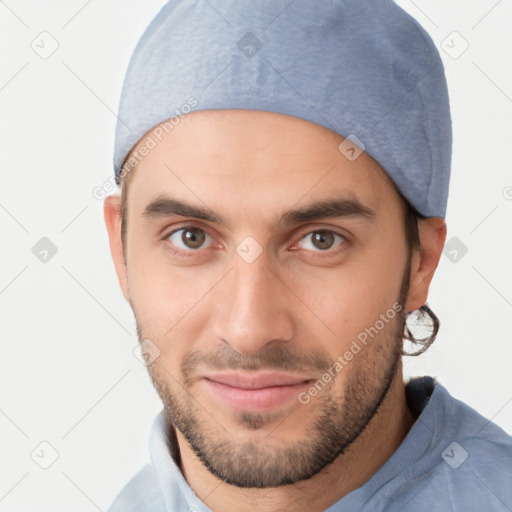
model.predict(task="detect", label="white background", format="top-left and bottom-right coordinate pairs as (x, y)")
top-left (0, 1), bottom-right (511, 510)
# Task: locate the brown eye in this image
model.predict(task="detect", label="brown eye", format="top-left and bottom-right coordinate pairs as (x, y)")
top-left (168, 227), bottom-right (210, 250)
top-left (299, 230), bottom-right (344, 252)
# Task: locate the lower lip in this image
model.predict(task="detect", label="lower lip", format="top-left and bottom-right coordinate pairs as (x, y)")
top-left (203, 379), bottom-right (311, 411)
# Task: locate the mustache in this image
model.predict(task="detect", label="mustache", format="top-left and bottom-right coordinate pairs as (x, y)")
top-left (181, 344), bottom-right (333, 379)
top-left (136, 324), bottom-right (334, 382)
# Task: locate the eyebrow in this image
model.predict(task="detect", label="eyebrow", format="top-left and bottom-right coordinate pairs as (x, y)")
top-left (142, 196), bottom-right (376, 228)
top-left (143, 197), bottom-right (223, 224)
top-left (280, 197), bottom-right (376, 225)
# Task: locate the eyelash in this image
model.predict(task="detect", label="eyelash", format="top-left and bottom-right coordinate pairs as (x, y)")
top-left (163, 225), bottom-right (348, 258)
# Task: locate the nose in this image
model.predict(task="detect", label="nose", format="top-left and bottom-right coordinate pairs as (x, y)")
top-left (211, 254), bottom-right (295, 355)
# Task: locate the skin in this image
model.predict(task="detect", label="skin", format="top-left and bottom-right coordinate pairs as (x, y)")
top-left (104, 109), bottom-right (446, 512)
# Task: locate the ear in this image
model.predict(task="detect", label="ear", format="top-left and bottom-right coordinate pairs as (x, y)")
top-left (104, 194), bottom-right (130, 302)
top-left (405, 217), bottom-right (447, 312)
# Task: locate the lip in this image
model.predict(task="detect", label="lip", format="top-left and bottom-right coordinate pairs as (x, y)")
top-left (202, 372), bottom-right (313, 411)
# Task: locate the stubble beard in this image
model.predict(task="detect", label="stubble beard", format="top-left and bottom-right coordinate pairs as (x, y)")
top-left (138, 262), bottom-right (410, 488)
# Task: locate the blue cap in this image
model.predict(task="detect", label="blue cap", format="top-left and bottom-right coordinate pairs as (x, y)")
top-left (114, 0), bottom-right (452, 218)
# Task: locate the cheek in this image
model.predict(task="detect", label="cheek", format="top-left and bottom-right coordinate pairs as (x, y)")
top-left (126, 253), bottom-right (201, 338)
top-left (297, 253), bottom-right (406, 354)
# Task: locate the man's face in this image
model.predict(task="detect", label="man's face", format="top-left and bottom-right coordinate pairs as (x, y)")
top-left (117, 110), bottom-right (414, 487)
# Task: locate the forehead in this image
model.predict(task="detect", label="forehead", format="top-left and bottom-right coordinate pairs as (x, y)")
top-left (124, 110), bottom-right (401, 220)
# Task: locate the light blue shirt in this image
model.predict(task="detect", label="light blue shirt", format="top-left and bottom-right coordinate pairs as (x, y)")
top-left (108, 377), bottom-right (512, 511)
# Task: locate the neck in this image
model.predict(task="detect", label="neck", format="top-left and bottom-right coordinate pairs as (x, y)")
top-left (175, 366), bottom-right (414, 512)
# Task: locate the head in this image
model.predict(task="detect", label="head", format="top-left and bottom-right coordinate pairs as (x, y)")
top-left (104, 109), bottom-right (446, 487)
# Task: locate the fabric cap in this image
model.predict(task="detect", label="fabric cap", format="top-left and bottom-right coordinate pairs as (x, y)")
top-left (113, 0), bottom-right (452, 218)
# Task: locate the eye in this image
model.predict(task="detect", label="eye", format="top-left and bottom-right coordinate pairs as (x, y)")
top-left (298, 230), bottom-right (345, 252)
top-left (167, 227), bottom-right (212, 251)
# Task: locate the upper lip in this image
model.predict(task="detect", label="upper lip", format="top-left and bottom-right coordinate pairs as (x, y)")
top-left (203, 372), bottom-right (313, 390)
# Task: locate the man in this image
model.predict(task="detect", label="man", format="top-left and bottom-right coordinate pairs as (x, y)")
top-left (104, 1), bottom-right (512, 510)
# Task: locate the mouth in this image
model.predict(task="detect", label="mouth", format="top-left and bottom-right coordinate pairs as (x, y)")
top-left (201, 372), bottom-right (314, 411)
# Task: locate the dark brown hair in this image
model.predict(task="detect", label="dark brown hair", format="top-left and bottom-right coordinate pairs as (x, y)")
top-left (402, 198), bottom-right (440, 356)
